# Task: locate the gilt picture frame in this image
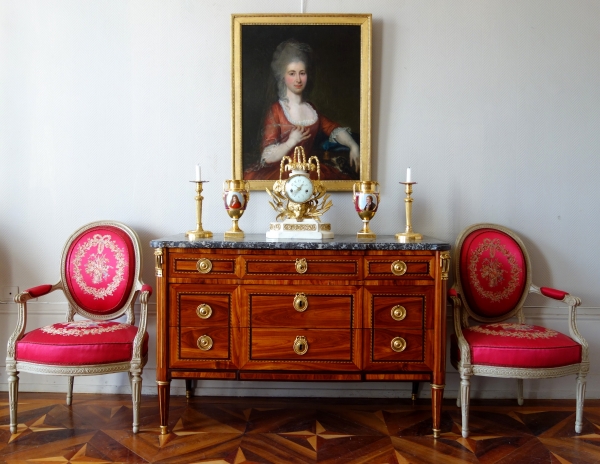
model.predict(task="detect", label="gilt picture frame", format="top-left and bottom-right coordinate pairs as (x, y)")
top-left (232, 14), bottom-right (372, 191)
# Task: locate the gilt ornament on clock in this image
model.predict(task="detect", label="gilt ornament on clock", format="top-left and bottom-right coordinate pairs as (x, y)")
top-left (266, 146), bottom-right (333, 239)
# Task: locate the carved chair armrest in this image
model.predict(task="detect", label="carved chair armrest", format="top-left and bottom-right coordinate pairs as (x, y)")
top-left (7, 282), bottom-right (62, 362)
top-left (529, 283), bottom-right (587, 359)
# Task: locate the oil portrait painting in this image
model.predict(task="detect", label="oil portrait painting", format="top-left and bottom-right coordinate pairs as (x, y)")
top-left (232, 14), bottom-right (372, 191)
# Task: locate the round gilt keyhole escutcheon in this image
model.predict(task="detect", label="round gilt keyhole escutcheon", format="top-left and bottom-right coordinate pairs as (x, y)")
top-left (295, 258), bottom-right (308, 274)
top-left (391, 260), bottom-right (407, 276)
top-left (197, 335), bottom-right (213, 351)
top-left (391, 336), bottom-right (407, 352)
top-left (196, 258), bottom-right (213, 274)
top-left (391, 305), bottom-right (407, 321)
top-left (293, 336), bottom-right (309, 355)
top-left (196, 304), bottom-right (212, 319)
top-left (293, 293), bottom-right (308, 312)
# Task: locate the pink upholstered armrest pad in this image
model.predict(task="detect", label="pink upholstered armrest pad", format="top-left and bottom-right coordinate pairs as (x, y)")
top-left (449, 288), bottom-right (458, 297)
top-left (540, 287), bottom-right (568, 300)
top-left (26, 285), bottom-right (53, 298)
top-left (141, 284), bottom-right (152, 297)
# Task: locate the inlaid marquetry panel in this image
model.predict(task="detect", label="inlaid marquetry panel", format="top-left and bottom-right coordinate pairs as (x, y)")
top-left (246, 288), bottom-right (357, 329)
top-left (241, 254), bottom-right (361, 280)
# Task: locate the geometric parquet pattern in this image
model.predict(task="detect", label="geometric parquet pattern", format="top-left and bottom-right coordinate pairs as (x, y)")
top-left (1, 393), bottom-right (600, 463)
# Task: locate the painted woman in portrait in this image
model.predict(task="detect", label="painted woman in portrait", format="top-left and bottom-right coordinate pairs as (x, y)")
top-left (244, 39), bottom-right (360, 181)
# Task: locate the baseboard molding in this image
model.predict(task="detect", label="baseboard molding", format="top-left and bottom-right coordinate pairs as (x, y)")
top-left (1, 369), bottom-right (598, 400)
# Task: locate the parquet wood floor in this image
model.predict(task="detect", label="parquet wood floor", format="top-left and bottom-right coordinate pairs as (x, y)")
top-left (1, 392), bottom-right (599, 463)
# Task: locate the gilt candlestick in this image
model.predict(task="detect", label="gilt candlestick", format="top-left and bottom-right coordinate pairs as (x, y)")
top-left (395, 182), bottom-right (423, 242)
top-left (186, 181), bottom-right (213, 240)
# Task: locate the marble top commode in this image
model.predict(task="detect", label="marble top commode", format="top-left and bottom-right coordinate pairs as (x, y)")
top-left (150, 234), bottom-right (451, 251)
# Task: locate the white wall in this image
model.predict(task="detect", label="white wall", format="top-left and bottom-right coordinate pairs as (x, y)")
top-left (1, 0), bottom-right (599, 400)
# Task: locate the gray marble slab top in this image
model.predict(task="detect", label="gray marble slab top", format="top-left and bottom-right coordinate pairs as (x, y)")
top-left (150, 233), bottom-right (451, 251)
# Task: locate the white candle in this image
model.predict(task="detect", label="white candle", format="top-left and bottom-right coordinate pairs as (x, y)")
top-left (406, 167), bottom-right (412, 183)
top-left (195, 164), bottom-right (201, 181)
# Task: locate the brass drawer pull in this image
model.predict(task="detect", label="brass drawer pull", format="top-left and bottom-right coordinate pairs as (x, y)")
top-left (293, 293), bottom-right (308, 312)
top-left (197, 335), bottom-right (213, 351)
top-left (391, 260), bottom-right (407, 276)
top-left (391, 305), bottom-right (407, 321)
top-left (196, 258), bottom-right (213, 274)
top-left (293, 336), bottom-right (309, 355)
top-left (391, 336), bottom-right (407, 352)
top-left (295, 258), bottom-right (308, 274)
top-left (196, 304), bottom-right (212, 319)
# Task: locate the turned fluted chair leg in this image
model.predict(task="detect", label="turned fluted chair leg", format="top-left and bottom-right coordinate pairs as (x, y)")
top-left (517, 379), bottom-right (524, 406)
top-left (131, 371), bottom-right (142, 433)
top-left (460, 373), bottom-right (471, 438)
top-left (8, 371), bottom-right (19, 434)
top-left (66, 376), bottom-right (74, 406)
top-left (575, 372), bottom-right (587, 433)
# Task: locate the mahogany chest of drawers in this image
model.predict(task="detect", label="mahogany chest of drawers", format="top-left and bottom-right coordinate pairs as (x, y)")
top-left (150, 234), bottom-right (451, 436)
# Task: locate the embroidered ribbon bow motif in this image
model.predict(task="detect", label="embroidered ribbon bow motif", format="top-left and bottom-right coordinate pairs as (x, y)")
top-left (93, 234), bottom-right (112, 254)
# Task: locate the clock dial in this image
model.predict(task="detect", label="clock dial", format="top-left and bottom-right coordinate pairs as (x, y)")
top-left (285, 174), bottom-right (313, 203)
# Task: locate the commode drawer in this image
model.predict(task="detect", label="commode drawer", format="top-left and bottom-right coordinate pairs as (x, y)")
top-left (370, 329), bottom-right (424, 362)
top-left (168, 251), bottom-right (240, 279)
top-left (371, 295), bottom-right (424, 329)
top-left (241, 254), bottom-right (361, 280)
top-left (364, 253), bottom-right (435, 281)
top-left (246, 286), bottom-right (357, 329)
top-left (169, 284), bottom-right (237, 327)
top-left (169, 326), bottom-right (236, 368)
top-left (250, 328), bottom-right (353, 361)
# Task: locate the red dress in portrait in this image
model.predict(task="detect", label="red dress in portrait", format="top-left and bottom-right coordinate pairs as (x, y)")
top-left (244, 101), bottom-right (356, 181)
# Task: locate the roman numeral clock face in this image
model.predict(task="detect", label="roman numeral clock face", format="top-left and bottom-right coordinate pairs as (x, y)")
top-left (284, 174), bottom-right (313, 204)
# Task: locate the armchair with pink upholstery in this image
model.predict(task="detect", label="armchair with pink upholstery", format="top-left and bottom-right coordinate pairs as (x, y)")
top-left (5, 221), bottom-right (152, 433)
top-left (449, 223), bottom-right (588, 438)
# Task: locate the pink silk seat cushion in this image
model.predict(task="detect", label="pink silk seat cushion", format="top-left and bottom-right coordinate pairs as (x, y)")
top-left (16, 321), bottom-right (148, 365)
top-left (451, 323), bottom-right (581, 369)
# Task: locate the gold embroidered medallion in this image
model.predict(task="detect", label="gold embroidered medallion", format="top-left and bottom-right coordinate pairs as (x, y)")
top-left (469, 238), bottom-right (521, 302)
top-left (72, 234), bottom-right (127, 299)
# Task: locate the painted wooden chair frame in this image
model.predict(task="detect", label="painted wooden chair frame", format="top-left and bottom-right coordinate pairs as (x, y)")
top-left (449, 223), bottom-right (588, 438)
top-left (5, 221), bottom-right (152, 434)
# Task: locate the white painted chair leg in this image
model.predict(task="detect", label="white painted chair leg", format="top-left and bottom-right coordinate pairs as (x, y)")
top-left (575, 372), bottom-right (587, 433)
top-left (456, 395), bottom-right (461, 408)
top-left (517, 379), bottom-right (524, 406)
top-left (66, 376), bottom-right (74, 406)
top-left (131, 371), bottom-right (142, 434)
top-left (8, 371), bottom-right (19, 434)
top-left (460, 374), bottom-right (471, 438)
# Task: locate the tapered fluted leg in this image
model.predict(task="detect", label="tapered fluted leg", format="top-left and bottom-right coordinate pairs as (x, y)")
top-left (460, 374), bottom-right (471, 438)
top-left (158, 380), bottom-right (171, 435)
top-left (575, 372), bottom-right (587, 433)
top-left (517, 379), bottom-right (524, 406)
top-left (66, 376), bottom-right (74, 406)
top-left (8, 371), bottom-right (19, 434)
top-left (131, 372), bottom-right (142, 434)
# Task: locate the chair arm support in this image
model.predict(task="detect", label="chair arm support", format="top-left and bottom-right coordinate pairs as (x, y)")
top-left (131, 285), bottom-right (151, 367)
top-left (530, 284), bottom-right (588, 361)
top-left (7, 282), bottom-right (61, 361)
top-left (449, 287), bottom-right (472, 367)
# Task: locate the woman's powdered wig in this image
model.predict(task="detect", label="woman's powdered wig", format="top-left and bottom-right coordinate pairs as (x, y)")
top-left (271, 39), bottom-right (314, 100)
